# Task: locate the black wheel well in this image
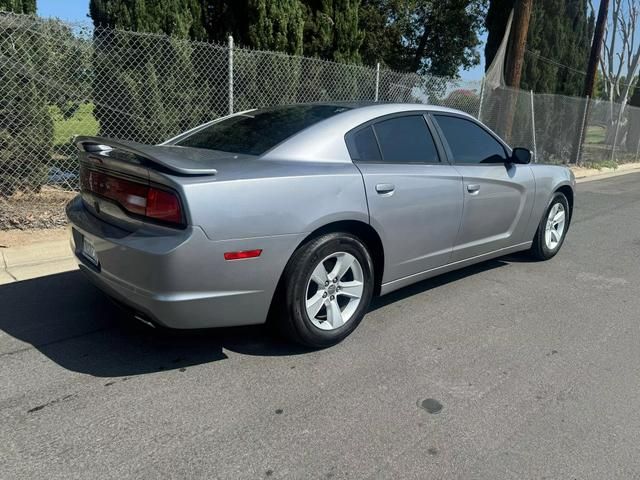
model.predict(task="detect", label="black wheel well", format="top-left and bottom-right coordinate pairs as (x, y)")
top-left (556, 185), bottom-right (574, 214)
top-left (298, 220), bottom-right (385, 296)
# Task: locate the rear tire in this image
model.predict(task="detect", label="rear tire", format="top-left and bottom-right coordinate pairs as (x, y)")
top-left (277, 232), bottom-right (374, 348)
top-left (530, 192), bottom-right (570, 261)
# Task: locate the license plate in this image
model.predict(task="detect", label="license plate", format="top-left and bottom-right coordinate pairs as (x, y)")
top-left (81, 236), bottom-right (99, 266)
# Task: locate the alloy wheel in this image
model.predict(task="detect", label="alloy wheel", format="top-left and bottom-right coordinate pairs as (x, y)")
top-left (305, 252), bottom-right (364, 331)
top-left (544, 202), bottom-right (566, 250)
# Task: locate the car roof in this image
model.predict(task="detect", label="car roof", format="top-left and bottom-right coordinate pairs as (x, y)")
top-left (257, 101), bottom-right (474, 117)
top-left (261, 102), bottom-right (478, 163)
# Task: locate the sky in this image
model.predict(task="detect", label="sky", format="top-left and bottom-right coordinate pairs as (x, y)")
top-left (34, 0), bottom-right (607, 83)
top-left (37, 0), bottom-right (89, 23)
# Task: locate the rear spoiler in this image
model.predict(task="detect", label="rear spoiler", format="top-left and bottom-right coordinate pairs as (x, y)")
top-left (75, 136), bottom-right (218, 176)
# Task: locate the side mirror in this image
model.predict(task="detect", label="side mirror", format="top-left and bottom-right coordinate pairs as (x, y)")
top-left (510, 147), bottom-right (532, 164)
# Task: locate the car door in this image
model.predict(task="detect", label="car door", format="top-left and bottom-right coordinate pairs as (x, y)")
top-left (431, 113), bottom-right (535, 262)
top-left (347, 113), bottom-right (464, 283)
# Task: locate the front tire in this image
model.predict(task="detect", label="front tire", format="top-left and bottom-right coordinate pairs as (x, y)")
top-left (277, 232), bottom-right (374, 348)
top-left (530, 192), bottom-right (570, 260)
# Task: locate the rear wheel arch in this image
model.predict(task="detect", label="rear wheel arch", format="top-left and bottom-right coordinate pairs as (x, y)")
top-left (295, 221), bottom-right (385, 296)
top-left (269, 220), bottom-right (385, 319)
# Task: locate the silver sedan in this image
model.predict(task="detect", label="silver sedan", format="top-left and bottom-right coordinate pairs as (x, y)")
top-left (67, 103), bottom-right (575, 347)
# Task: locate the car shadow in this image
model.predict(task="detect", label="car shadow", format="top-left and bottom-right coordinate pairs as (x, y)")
top-left (369, 257), bottom-right (512, 311)
top-left (0, 255), bottom-right (517, 378)
top-left (0, 270), bottom-right (309, 378)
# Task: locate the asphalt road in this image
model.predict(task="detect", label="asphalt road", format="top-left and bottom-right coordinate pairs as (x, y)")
top-left (2, 173), bottom-right (640, 479)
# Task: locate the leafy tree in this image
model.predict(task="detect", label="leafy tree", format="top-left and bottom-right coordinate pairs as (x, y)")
top-left (358, 0), bottom-right (404, 69)
top-left (405, 0), bottom-right (487, 77)
top-left (358, 0), bottom-right (487, 77)
top-left (434, 88), bottom-right (481, 116)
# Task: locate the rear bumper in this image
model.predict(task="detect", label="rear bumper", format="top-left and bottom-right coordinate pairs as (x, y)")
top-left (66, 196), bottom-right (303, 329)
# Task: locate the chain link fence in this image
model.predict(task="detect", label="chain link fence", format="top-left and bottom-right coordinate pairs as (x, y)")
top-left (479, 84), bottom-right (640, 166)
top-left (1, 12), bottom-right (639, 230)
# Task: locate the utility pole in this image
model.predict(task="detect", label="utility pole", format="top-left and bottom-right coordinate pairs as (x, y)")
top-left (504, 0), bottom-right (533, 89)
top-left (583, 0), bottom-right (609, 98)
top-left (502, 0), bottom-right (533, 142)
top-left (571, 0), bottom-right (609, 165)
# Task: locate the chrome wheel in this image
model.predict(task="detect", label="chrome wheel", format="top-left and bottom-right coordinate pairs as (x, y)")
top-left (305, 251), bottom-right (364, 331)
top-left (544, 202), bottom-right (566, 250)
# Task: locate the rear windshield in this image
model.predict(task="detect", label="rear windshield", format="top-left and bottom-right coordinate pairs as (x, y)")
top-left (174, 104), bottom-right (351, 155)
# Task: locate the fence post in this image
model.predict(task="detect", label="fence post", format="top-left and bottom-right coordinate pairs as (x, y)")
top-left (530, 90), bottom-right (537, 162)
top-left (228, 35), bottom-right (234, 115)
top-left (374, 63), bottom-right (380, 102)
top-left (575, 95), bottom-right (590, 165)
top-left (611, 105), bottom-right (622, 163)
top-left (635, 116), bottom-right (640, 163)
top-left (477, 77), bottom-right (485, 121)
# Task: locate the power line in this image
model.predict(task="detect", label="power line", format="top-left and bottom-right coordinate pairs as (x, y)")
top-left (525, 49), bottom-right (587, 76)
top-left (525, 48), bottom-right (638, 90)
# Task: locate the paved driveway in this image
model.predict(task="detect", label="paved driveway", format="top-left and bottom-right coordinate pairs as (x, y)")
top-left (2, 173), bottom-right (640, 479)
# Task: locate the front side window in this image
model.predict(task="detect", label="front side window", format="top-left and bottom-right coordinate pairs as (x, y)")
top-left (433, 115), bottom-right (507, 164)
top-left (373, 115), bottom-right (440, 163)
top-left (175, 105), bottom-right (351, 156)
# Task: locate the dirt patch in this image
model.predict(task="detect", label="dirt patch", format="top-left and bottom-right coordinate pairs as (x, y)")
top-left (0, 187), bottom-right (75, 231)
top-left (571, 161), bottom-right (640, 179)
top-left (0, 227), bottom-right (68, 248)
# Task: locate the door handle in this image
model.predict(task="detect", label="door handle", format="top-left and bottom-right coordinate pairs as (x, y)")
top-left (375, 183), bottom-right (395, 195)
top-left (466, 184), bottom-right (480, 194)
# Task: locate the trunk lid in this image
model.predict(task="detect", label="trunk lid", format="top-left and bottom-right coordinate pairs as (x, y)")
top-left (76, 136), bottom-right (256, 176)
top-left (75, 136), bottom-right (255, 230)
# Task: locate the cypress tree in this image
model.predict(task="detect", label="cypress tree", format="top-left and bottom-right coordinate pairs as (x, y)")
top-left (485, 0), bottom-right (592, 95)
top-left (89, 0), bottom-right (206, 39)
top-left (521, 0), bottom-right (591, 95)
top-left (0, 0), bottom-right (53, 195)
top-left (202, 0), bottom-right (305, 54)
top-left (89, 0), bottom-right (214, 142)
top-left (247, 0), bottom-right (305, 54)
top-left (302, 0), bottom-right (363, 63)
top-left (0, 0), bottom-right (35, 13)
top-left (484, 0), bottom-right (514, 71)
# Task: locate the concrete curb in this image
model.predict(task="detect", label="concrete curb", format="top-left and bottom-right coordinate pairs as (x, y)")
top-left (574, 165), bottom-right (640, 183)
top-left (0, 239), bottom-right (76, 285)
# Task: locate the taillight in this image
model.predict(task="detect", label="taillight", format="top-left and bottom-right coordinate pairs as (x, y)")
top-left (80, 168), bottom-right (184, 226)
top-left (146, 187), bottom-right (182, 224)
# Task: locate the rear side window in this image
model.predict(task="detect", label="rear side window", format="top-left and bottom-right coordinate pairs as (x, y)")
top-left (434, 115), bottom-right (507, 164)
top-left (373, 115), bottom-right (439, 163)
top-left (175, 105), bottom-right (351, 155)
top-left (350, 126), bottom-right (382, 161)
